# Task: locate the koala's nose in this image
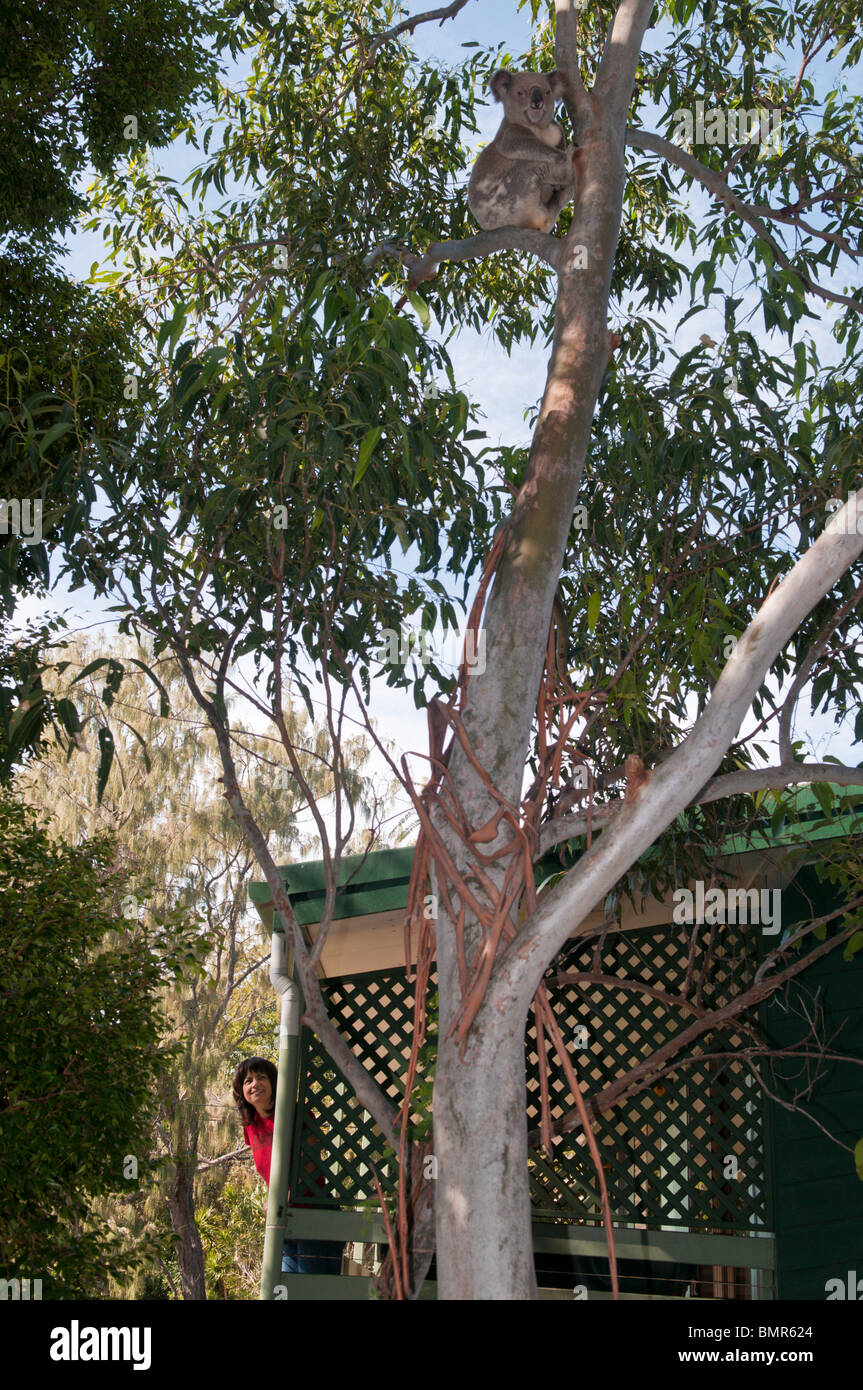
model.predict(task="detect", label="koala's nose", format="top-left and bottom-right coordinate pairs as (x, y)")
top-left (530, 87), bottom-right (544, 105)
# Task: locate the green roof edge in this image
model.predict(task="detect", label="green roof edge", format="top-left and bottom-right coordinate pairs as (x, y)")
top-left (249, 783), bottom-right (863, 925)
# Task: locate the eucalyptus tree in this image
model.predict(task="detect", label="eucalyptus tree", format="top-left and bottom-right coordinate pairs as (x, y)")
top-left (49, 0), bottom-right (863, 1298)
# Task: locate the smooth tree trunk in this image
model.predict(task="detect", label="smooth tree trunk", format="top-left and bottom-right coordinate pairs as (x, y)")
top-left (430, 0), bottom-right (656, 1300)
top-left (435, 1024), bottom-right (536, 1299)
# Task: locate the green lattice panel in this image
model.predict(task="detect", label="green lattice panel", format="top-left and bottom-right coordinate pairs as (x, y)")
top-left (289, 971), bottom-right (422, 1206)
top-left (291, 923), bottom-right (770, 1230)
top-left (526, 922), bottom-right (769, 1230)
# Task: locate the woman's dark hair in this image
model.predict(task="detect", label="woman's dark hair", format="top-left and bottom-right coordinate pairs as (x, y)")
top-left (232, 1056), bottom-right (278, 1127)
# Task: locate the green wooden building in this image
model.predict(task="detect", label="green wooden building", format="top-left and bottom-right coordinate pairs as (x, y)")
top-left (248, 791), bottom-right (863, 1300)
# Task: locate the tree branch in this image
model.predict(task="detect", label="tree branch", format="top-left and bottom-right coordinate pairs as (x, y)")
top-left (493, 488), bottom-right (863, 1016)
top-left (366, 0), bottom-right (474, 55)
top-left (697, 761), bottom-right (863, 807)
top-left (748, 1057), bottom-right (857, 1153)
top-left (790, 22), bottom-right (834, 103)
top-left (539, 760), bottom-right (863, 855)
top-left (594, 0), bottom-right (655, 123)
top-left (528, 917), bottom-right (861, 1145)
top-left (364, 228), bottom-right (563, 290)
top-left (212, 239), bottom-right (291, 270)
top-left (153, 624), bottom-right (401, 1152)
top-left (197, 1145), bottom-right (251, 1172)
top-left (626, 128), bottom-right (863, 316)
top-left (539, 803), bottom-right (617, 853)
top-left (554, 0), bottom-right (594, 140)
top-left (320, 2), bottom-right (475, 119)
top-left (549, 970), bottom-right (706, 1018)
top-left (753, 209), bottom-right (857, 258)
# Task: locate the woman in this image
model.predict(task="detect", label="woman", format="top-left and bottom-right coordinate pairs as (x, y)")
top-left (232, 1056), bottom-right (343, 1276)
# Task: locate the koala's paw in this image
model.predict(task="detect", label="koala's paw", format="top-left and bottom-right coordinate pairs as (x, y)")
top-left (544, 152), bottom-right (575, 188)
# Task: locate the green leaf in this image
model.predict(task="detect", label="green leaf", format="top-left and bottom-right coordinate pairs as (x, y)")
top-left (156, 301), bottom-right (188, 356)
top-left (54, 698), bottom-right (82, 736)
top-left (126, 659), bottom-right (171, 717)
top-left (354, 426), bottom-right (383, 485)
top-left (855, 1137), bottom-right (863, 1181)
top-left (392, 516), bottom-right (409, 552)
top-left (37, 420), bottom-right (74, 456)
top-left (96, 726), bottom-right (115, 805)
top-left (843, 931), bottom-right (863, 964)
top-left (407, 292), bottom-right (430, 328)
top-left (812, 782), bottom-right (834, 818)
top-left (70, 657), bottom-right (110, 685)
top-left (587, 591), bottom-right (601, 633)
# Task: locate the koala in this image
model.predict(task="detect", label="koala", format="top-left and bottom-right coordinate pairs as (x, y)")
top-left (468, 68), bottom-right (580, 233)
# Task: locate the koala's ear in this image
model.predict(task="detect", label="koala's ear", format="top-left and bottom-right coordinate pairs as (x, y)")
top-left (547, 70), bottom-right (569, 98)
top-left (489, 68), bottom-right (513, 101)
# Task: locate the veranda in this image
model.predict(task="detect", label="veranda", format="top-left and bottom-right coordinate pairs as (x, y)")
top-left (249, 791), bottom-right (863, 1300)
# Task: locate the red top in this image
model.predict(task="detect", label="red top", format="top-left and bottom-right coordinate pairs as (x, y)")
top-left (244, 1113), bottom-right (275, 1185)
top-left (243, 1112), bottom-right (327, 1203)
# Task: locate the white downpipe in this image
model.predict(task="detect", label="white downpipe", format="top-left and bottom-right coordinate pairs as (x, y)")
top-left (259, 927), bottom-right (302, 1299)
